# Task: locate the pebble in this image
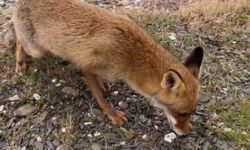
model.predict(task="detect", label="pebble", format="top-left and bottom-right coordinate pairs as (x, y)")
top-left (164, 132), bottom-right (176, 143)
top-left (221, 97), bottom-right (234, 105)
top-left (9, 95), bottom-right (20, 101)
top-left (139, 114), bottom-right (147, 123)
top-left (202, 141), bottom-right (210, 150)
top-left (52, 78), bottom-right (57, 83)
top-left (46, 141), bottom-right (54, 149)
top-left (52, 139), bottom-right (60, 147)
top-left (61, 128), bottom-right (66, 133)
top-left (142, 134), bottom-right (147, 140)
top-left (61, 86), bottom-right (79, 97)
top-left (92, 108), bottom-right (102, 116)
top-left (36, 136), bottom-right (42, 142)
top-left (113, 91), bottom-right (119, 95)
top-left (199, 93), bottom-right (212, 103)
top-left (21, 147), bottom-right (26, 150)
top-left (91, 143), bottom-right (101, 150)
top-left (154, 125), bottom-right (159, 130)
top-left (84, 122), bottom-right (92, 125)
top-left (14, 104), bottom-right (36, 117)
top-left (0, 105), bottom-right (4, 112)
top-left (94, 131), bottom-right (101, 137)
top-left (118, 101), bottom-right (128, 109)
top-left (242, 88), bottom-right (250, 95)
top-left (223, 128), bottom-right (232, 132)
top-left (32, 93), bottom-right (41, 101)
top-left (34, 141), bottom-right (43, 150)
top-left (169, 32), bottom-right (176, 40)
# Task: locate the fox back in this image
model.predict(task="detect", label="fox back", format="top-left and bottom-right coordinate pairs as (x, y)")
top-left (13, 0), bottom-right (204, 135)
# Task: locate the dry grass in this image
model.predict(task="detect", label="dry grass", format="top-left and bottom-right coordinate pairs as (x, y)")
top-left (176, 0), bottom-right (250, 27)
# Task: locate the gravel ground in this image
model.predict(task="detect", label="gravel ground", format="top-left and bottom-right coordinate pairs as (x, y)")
top-left (0, 0), bottom-right (249, 150)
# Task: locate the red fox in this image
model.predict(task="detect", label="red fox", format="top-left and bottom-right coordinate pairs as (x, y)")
top-left (10, 0), bottom-right (203, 135)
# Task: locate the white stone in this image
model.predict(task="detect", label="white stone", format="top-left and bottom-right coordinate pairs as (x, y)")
top-left (84, 122), bottom-right (92, 125)
top-left (0, 105), bottom-right (4, 112)
top-left (119, 141), bottom-right (126, 145)
top-left (142, 134), bottom-right (147, 140)
top-left (113, 91), bottom-right (118, 95)
top-left (87, 134), bottom-right (93, 138)
top-left (164, 132), bottom-right (177, 143)
top-left (33, 93), bottom-right (41, 101)
top-left (9, 95), bottom-right (20, 101)
top-left (52, 78), bottom-right (57, 83)
top-left (94, 132), bottom-right (101, 137)
top-left (61, 128), bottom-right (66, 133)
top-left (36, 136), bottom-right (42, 142)
top-left (169, 33), bottom-right (176, 40)
top-left (224, 128), bottom-right (232, 132)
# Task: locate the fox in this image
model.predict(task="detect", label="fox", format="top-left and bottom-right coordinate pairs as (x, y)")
top-left (9, 0), bottom-right (204, 135)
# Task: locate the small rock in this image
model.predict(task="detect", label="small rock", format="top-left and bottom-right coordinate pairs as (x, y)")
top-left (46, 141), bottom-right (54, 149)
top-left (224, 128), bottom-right (232, 132)
top-left (61, 86), bottom-right (78, 97)
top-left (14, 104), bottom-right (36, 117)
top-left (139, 114), bottom-right (147, 123)
top-left (55, 83), bottom-right (61, 87)
top-left (118, 101), bottom-right (128, 109)
top-left (33, 93), bottom-right (41, 101)
top-left (87, 134), bottom-right (93, 138)
top-left (52, 139), bottom-right (60, 147)
top-left (46, 121), bottom-right (54, 130)
top-left (0, 105), bottom-right (4, 112)
top-left (221, 97), bottom-right (234, 105)
top-left (36, 136), bottom-right (42, 142)
top-left (94, 131), bottom-right (101, 137)
top-left (199, 93), bottom-right (211, 103)
top-left (52, 78), bottom-right (57, 83)
top-left (169, 33), bottom-right (176, 40)
top-left (21, 146), bottom-right (26, 150)
top-left (113, 91), bottom-right (119, 95)
top-left (91, 143), bottom-right (101, 150)
top-left (164, 132), bottom-right (176, 143)
top-left (84, 122), bottom-right (92, 125)
top-left (61, 128), bottom-right (66, 133)
top-left (242, 88), bottom-right (250, 95)
top-left (92, 108), bottom-right (102, 116)
top-left (142, 134), bottom-right (147, 140)
top-left (202, 141), bottom-right (210, 150)
top-left (6, 118), bottom-right (15, 128)
top-left (9, 95), bottom-right (20, 101)
top-left (34, 141), bottom-right (43, 150)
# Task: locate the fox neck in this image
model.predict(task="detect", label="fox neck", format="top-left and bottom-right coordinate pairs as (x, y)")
top-left (122, 44), bottom-right (182, 98)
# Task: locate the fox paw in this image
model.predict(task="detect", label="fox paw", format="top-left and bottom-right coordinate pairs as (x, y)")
top-left (15, 61), bottom-right (27, 75)
top-left (107, 109), bottom-right (127, 126)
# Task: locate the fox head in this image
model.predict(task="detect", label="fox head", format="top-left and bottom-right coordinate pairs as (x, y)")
top-left (152, 47), bottom-right (204, 135)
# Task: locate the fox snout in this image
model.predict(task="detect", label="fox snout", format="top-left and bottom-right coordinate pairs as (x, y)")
top-left (166, 113), bottom-right (191, 136)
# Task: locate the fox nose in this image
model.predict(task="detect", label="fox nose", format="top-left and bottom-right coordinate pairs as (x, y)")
top-left (173, 123), bottom-right (192, 136)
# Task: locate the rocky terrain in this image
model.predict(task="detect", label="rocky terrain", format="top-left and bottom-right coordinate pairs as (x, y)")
top-left (0, 0), bottom-right (249, 150)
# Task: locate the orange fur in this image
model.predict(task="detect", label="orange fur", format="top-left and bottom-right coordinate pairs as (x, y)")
top-left (13, 0), bottom-right (204, 135)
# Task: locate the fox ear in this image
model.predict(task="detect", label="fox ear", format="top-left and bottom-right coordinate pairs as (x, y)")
top-left (184, 47), bottom-right (204, 78)
top-left (161, 70), bottom-right (183, 91)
